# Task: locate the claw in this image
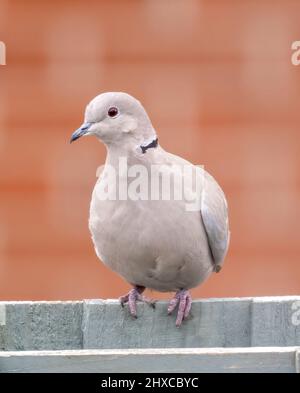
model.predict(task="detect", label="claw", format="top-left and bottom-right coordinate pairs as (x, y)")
top-left (119, 286), bottom-right (155, 318)
top-left (167, 294), bottom-right (180, 314)
top-left (168, 289), bottom-right (192, 327)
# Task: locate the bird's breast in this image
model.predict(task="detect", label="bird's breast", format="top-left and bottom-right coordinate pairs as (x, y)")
top-left (89, 179), bottom-right (213, 291)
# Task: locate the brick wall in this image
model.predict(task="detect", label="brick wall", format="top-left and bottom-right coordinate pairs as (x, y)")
top-left (0, 1), bottom-right (299, 300)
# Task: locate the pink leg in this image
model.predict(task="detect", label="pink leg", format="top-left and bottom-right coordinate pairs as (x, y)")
top-left (119, 285), bottom-right (156, 318)
top-left (168, 289), bottom-right (192, 327)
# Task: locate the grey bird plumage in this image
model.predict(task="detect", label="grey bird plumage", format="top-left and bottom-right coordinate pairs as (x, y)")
top-left (71, 92), bottom-right (230, 326)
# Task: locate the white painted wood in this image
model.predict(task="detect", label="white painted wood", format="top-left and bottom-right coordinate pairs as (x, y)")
top-left (0, 347), bottom-right (298, 373)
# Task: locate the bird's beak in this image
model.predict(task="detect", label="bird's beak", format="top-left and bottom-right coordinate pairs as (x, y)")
top-left (70, 122), bottom-right (92, 143)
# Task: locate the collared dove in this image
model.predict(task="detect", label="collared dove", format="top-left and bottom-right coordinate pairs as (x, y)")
top-left (70, 92), bottom-right (230, 326)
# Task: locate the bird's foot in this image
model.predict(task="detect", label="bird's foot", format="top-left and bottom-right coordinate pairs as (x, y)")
top-left (119, 285), bottom-right (156, 318)
top-left (167, 289), bottom-right (192, 327)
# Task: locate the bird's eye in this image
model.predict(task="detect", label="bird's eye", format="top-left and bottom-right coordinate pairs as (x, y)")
top-left (107, 107), bottom-right (119, 118)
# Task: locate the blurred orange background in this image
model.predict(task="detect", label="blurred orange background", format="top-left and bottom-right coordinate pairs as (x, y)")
top-left (0, 0), bottom-right (299, 301)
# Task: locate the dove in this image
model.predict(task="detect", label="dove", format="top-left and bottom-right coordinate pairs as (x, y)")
top-left (70, 92), bottom-right (230, 326)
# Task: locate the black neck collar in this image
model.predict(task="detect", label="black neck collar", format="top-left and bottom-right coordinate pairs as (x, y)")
top-left (140, 137), bottom-right (158, 154)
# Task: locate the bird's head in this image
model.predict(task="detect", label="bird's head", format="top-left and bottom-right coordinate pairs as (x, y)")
top-left (70, 92), bottom-right (157, 151)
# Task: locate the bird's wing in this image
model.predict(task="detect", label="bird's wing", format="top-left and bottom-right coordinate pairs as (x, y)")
top-left (154, 149), bottom-right (230, 271)
top-left (96, 164), bottom-right (105, 179)
top-left (200, 171), bottom-right (230, 272)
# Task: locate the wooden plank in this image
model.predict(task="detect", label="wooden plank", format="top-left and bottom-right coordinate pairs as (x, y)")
top-left (0, 347), bottom-right (297, 373)
top-left (0, 301), bottom-right (83, 351)
top-left (251, 297), bottom-right (300, 347)
top-left (0, 297), bottom-right (299, 351)
top-left (82, 298), bottom-right (252, 349)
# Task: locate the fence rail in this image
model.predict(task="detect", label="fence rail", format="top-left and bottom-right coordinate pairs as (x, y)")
top-left (0, 297), bottom-right (299, 372)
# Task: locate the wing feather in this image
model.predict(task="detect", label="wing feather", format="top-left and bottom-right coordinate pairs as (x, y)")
top-left (200, 172), bottom-right (230, 271)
